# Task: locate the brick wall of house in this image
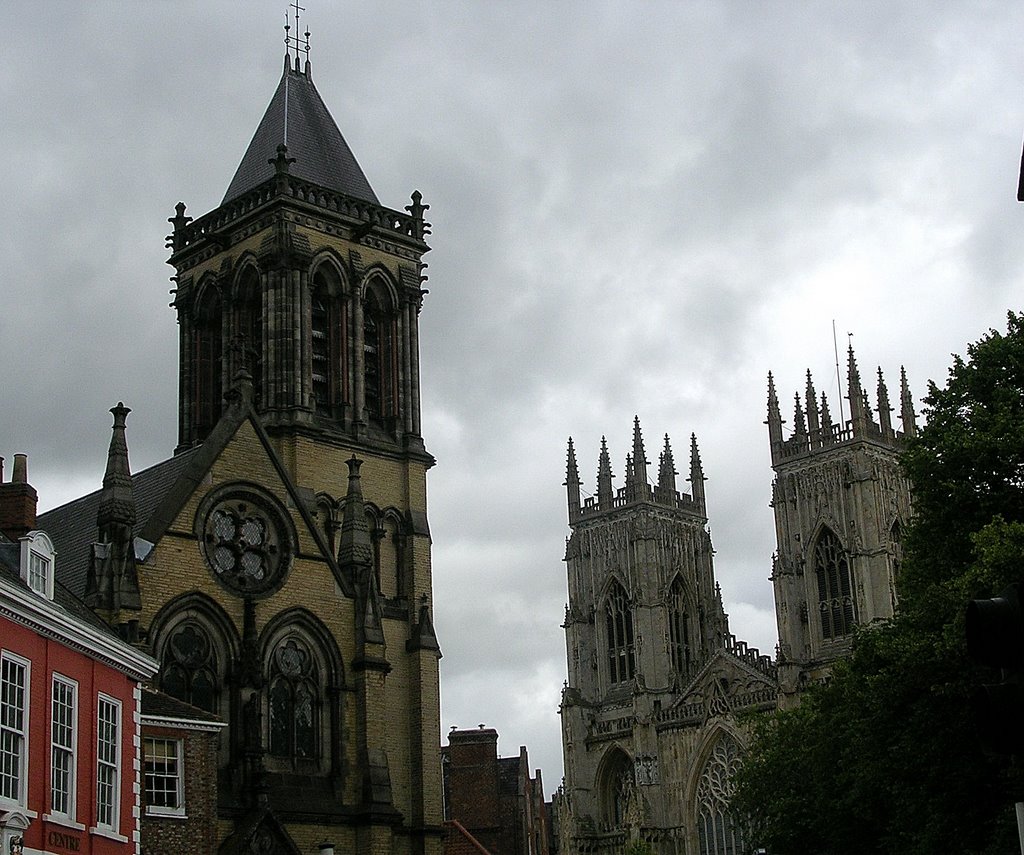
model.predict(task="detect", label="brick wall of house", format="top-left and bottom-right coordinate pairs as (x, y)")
top-left (141, 725), bottom-right (221, 855)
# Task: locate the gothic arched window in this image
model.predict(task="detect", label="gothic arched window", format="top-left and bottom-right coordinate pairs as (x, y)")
top-left (668, 577), bottom-right (692, 678)
top-left (696, 735), bottom-right (746, 855)
top-left (599, 749), bottom-right (634, 830)
top-left (160, 622), bottom-right (219, 715)
top-left (268, 636), bottom-right (319, 763)
top-left (814, 527), bottom-right (856, 639)
top-left (193, 286), bottom-right (223, 440)
top-left (890, 520), bottom-right (903, 579)
top-left (363, 285), bottom-right (396, 425)
top-left (311, 265), bottom-right (348, 417)
top-left (605, 582), bottom-right (635, 685)
top-left (235, 267), bottom-right (263, 405)
top-left (381, 512), bottom-right (404, 599)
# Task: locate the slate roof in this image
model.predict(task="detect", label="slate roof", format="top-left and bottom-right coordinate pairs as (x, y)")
top-left (37, 448), bottom-right (200, 598)
top-left (222, 56), bottom-right (379, 206)
top-left (0, 542), bottom-right (121, 637)
top-left (141, 687), bottom-right (224, 726)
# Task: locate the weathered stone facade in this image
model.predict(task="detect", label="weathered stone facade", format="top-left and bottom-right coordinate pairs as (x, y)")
top-left (41, 49), bottom-right (444, 855)
top-left (558, 420), bottom-right (776, 855)
top-left (768, 349), bottom-right (915, 705)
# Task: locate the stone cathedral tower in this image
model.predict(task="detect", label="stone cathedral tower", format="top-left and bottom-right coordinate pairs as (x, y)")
top-left (768, 348), bottom-right (915, 705)
top-left (42, 37), bottom-right (443, 855)
top-left (558, 419), bottom-right (776, 855)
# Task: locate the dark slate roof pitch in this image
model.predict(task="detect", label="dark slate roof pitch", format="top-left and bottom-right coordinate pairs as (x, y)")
top-left (222, 56), bottom-right (378, 205)
top-left (0, 544), bottom-right (123, 637)
top-left (37, 448), bottom-right (201, 599)
top-left (142, 687), bottom-right (224, 725)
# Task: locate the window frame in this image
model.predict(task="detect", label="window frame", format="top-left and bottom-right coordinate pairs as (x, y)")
top-left (49, 674), bottom-right (78, 822)
top-left (94, 694), bottom-right (122, 833)
top-left (143, 736), bottom-right (185, 817)
top-left (813, 528), bottom-right (857, 640)
top-left (19, 531), bottom-right (56, 600)
top-left (667, 578), bottom-right (692, 678)
top-left (0, 651), bottom-right (30, 808)
top-left (604, 582), bottom-right (635, 686)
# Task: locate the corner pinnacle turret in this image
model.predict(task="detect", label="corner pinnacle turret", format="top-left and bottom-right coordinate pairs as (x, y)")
top-left (570, 421), bottom-right (709, 520)
top-left (768, 346), bottom-right (919, 464)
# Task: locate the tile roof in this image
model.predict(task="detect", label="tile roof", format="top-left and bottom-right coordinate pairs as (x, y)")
top-left (38, 448), bottom-right (200, 598)
top-left (221, 57), bottom-right (378, 206)
top-left (444, 821), bottom-right (494, 855)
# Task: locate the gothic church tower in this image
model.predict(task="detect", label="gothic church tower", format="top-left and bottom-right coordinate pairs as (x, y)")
top-left (768, 348), bottom-right (915, 704)
top-left (44, 29), bottom-right (442, 855)
top-left (169, 53), bottom-right (430, 455)
top-left (559, 420), bottom-right (776, 855)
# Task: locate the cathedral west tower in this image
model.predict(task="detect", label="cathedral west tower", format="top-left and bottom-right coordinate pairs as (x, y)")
top-left (768, 348), bottom-right (915, 705)
top-left (558, 419), bottom-right (775, 855)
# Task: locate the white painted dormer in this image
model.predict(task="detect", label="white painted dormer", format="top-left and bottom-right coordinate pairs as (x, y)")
top-left (19, 530), bottom-right (55, 600)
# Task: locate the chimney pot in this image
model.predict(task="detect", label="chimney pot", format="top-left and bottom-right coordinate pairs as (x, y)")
top-left (12, 454), bottom-right (27, 484)
top-left (0, 454), bottom-right (37, 540)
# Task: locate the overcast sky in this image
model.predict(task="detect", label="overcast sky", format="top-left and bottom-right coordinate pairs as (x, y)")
top-left (3, 1), bottom-right (1023, 791)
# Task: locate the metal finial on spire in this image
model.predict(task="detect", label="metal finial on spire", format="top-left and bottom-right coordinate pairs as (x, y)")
top-left (285, 2), bottom-right (308, 65)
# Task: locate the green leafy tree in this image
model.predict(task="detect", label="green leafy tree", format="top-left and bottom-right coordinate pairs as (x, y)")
top-left (734, 312), bottom-right (1024, 854)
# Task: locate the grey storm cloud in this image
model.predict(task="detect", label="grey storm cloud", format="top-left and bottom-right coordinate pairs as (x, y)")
top-left (3, 0), bottom-right (1024, 788)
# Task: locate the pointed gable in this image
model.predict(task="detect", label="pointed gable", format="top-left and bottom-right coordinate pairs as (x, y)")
top-left (665, 647), bottom-right (778, 727)
top-left (222, 58), bottom-right (378, 205)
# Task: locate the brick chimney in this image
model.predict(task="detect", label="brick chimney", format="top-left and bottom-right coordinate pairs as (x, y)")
top-left (0, 454), bottom-right (38, 540)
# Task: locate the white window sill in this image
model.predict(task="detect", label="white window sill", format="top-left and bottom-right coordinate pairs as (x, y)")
top-left (144, 807), bottom-right (187, 820)
top-left (89, 826), bottom-right (128, 843)
top-left (0, 802), bottom-right (37, 819)
top-left (42, 813), bottom-right (86, 830)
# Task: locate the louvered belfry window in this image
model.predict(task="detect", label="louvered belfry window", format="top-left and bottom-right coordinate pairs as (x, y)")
top-left (605, 582), bottom-right (635, 685)
top-left (668, 577), bottom-right (692, 677)
top-left (814, 527), bottom-right (856, 639)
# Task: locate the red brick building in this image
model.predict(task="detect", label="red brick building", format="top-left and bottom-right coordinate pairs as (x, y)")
top-left (442, 728), bottom-right (550, 855)
top-left (0, 456), bottom-right (159, 855)
top-left (139, 689), bottom-right (224, 855)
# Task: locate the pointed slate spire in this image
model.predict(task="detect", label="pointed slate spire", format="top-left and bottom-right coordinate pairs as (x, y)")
top-left (900, 366), bottom-right (918, 438)
top-left (876, 367), bottom-right (893, 438)
top-left (222, 57), bottom-right (378, 205)
top-left (656, 434), bottom-right (677, 502)
top-left (339, 456), bottom-right (383, 646)
top-left (339, 456), bottom-right (373, 572)
top-left (408, 595), bottom-right (441, 653)
top-left (86, 403), bottom-right (141, 623)
top-left (805, 371), bottom-right (820, 444)
top-left (627, 416), bottom-right (649, 501)
top-left (565, 438), bottom-right (581, 521)
top-left (689, 433), bottom-right (706, 510)
top-left (597, 437), bottom-right (614, 510)
top-left (98, 403), bottom-right (136, 533)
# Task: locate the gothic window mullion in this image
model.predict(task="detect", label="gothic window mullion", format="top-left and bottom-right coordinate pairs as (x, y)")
top-left (605, 584), bottom-right (635, 685)
top-left (268, 637), bottom-right (321, 768)
top-left (815, 528), bottom-right (855, 640)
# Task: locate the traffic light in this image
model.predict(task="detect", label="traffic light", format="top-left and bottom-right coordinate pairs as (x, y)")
top-left (966, 582), bottom-right (1024, 754)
